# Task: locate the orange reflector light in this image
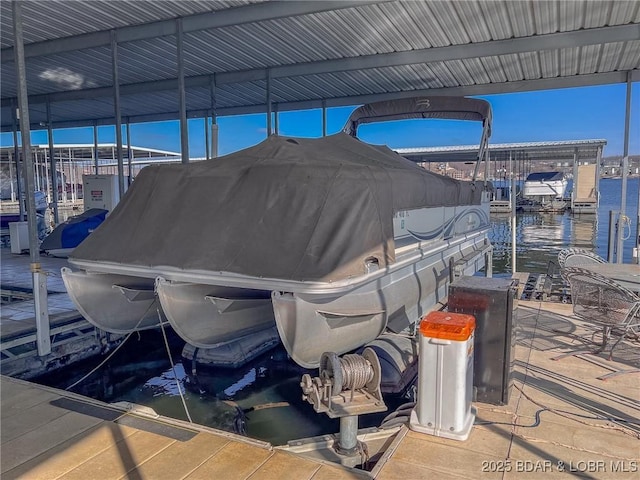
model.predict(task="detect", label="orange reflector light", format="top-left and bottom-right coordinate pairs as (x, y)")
top-left (420, 311), bottom-right (476, 341)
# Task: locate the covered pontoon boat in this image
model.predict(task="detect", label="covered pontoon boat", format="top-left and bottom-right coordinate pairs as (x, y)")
top-left (63, 96), bottom-right (494, 368)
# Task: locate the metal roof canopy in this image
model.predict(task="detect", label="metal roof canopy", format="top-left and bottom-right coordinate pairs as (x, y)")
top-left (1, 0), bottom-right (639, 132)
top-left (397, 139), bottom-right (609, 163)
top-left (0, 143), bottom-right (180, 162)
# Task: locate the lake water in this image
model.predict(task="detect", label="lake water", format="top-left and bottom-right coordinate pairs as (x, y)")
top-left (36, 177), bottom-right (640, 445)
top-left (491, 177), bottom-right (639, 274)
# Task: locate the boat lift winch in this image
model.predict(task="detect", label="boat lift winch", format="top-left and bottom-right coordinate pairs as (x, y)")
top-left (300, 348), bottom-right (387, 466)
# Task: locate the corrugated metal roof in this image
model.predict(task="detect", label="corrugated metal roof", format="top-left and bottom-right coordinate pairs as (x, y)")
top-left (0, 0), bottom-right (638, 130)
top-left (397, 139), bottom-right (609, 163)
top-left (398, 139), bottom-right (609, 154)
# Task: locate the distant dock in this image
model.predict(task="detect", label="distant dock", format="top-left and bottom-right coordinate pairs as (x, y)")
top-left (0, 249), bottom-right (119, 379)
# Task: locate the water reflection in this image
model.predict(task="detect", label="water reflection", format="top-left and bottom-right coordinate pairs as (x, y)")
top-left (490, 211), bottom-right (599, 275)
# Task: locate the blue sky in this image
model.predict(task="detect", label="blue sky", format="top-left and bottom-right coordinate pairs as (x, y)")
top-left (2, 83), bottom-right (638, 157)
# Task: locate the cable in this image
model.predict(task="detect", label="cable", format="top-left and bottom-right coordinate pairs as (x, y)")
top-left (65, 331), bottom-right (133, 391)
top-left (620, 214), bottom-right (632, 241)
top-left (157, 308), bottom-right (193, 423)
top-left (340, 354), bottom-right (373, 390)
top-left (64, 298), bottom-right (159, 391)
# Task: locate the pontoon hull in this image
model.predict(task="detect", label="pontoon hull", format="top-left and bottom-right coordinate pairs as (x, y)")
top-left (61, 267), bottom-right (161, 333)
top-left (156, 278), bottom-right (275, 348)
top-left (272, 231), bottom-right (490, 368)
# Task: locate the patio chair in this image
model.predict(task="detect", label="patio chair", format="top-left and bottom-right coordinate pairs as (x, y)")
top-left (557, 248), bottom-right (606, 268)
top-left (555, 267), bottom-right (640, 378)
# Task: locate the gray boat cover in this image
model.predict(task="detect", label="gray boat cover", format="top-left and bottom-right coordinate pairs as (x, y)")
top-left (72, 133), bottom-right (483, 282)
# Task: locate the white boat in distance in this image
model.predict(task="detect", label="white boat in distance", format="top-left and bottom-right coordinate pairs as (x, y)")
top-left (522, 171), bottom-right (568, 198)
top-left (521, 171), bottom-right (569, 212)
top-left (62, 96), bottom-right (494, 368)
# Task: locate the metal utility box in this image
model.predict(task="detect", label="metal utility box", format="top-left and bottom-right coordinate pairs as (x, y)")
top-left (9, 221), bottom-right (29, 254)
top-left (410, 311), bottom-right (476, 441)
top-left (448, 276), bottom-right (518, 405)
top-left (83, 175), bottom-right (120, 211)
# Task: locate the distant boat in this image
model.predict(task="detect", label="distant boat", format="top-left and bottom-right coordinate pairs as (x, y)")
top-left (523, 171), bottom-right (568, 198)
top-left (520, 171), bottom-right (569, 212)
top-left (40, 208), bottom-right (107, 258)
top-left (63, 96), bottom-right (494, 368)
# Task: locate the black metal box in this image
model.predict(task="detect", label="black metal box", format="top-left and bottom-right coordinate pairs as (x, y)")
top-left (448, 276), bottom-right (518, 405)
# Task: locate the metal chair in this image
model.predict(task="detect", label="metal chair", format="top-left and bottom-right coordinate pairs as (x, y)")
top-left (557, 267), bottom-right (640, 378)
top-left (557, 247), bottom-right (606, 268)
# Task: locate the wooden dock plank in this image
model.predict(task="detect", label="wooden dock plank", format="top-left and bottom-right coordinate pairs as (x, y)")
top-left (185, 441), bottom-right (273, 480)
top-left (1, 394), bottom-right (72, 443)
top-left (58, 430), bottom-right (175, 480)
top-left (0, 380), bottom-right (59, 418)
top-left (2, 423), bottom-right (138, 480)
top-left (376, 457), bottom-right (462, 480)
top-left (248, 450), bottom-right (322, 480)
top-left (311, 465), bottom-right (371, 480)
top-left (126, 432), bottom-right (230, 479)
top-left (1, 377), bottom-right (370, 480)
top-left (1, 410), bottom-right (104, 474)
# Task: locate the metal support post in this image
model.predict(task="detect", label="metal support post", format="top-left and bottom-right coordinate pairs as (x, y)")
top-left (274, 103), bottom-right (279, 135)
top-left (9, 157), bottom-right (15, 201)
top-left (322, 99), bottom-right (327, 137)
top-left (204, 115), bottom-right (210, 160)
top-left (510, 151), bottom-right (516, 274)
top-left (617, 72), bottom-right (632, 263)
top-left (93, 122), bottom-right (99, 174)
top-left (572, 148), bottom-right (578, 211)
top-left (266, 70), bottom-right (272, 136)
top-left (126, 119), bottom-right (132, 185)
top-left (338, 416), bottom-right (358, 454)
top-left (177, 18), bottom-right (189, 164)
top-left (608, 210), bottom-right (618, 263)
top-left (211, 118), bottom-right (219, 159)
top-left (11, 105), bottom-right (25, 220)
top-left (46, 99), bottom-right (59, 224)
top-left (13, 0), bottom-right (50, 356)
top-left (111, 30), bottom-right (125, 197)
top-left (595, 145), bottom-right (602, 208)
top-left (210, 76), bottom-right (218, 158)
top-left (485, 247), bottom-right (493, 278)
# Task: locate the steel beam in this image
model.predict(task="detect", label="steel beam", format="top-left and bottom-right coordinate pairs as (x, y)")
top-left (1, 1), bottom-right (383, 63)
top-left (204, 115), bottom-right (210, 161)
top-left (46, 99), bottom-right (59, 224)
top-left (12, 0), bottom-right (51, 357)
top-left (111, 31), bottom-right (125, 197)
top-left (11, 104), bottom-right (24, 219)
top-left (210, 76), bottom-right (218, 158)
top-left (266, 70), bottom-right (272, 136)
top-left (322, 99), bottom-right (327, 137)
top-left (177, 18), bottom-right (189, 164)
top-left (126, 119), bottom-right (132, 184)
top-left (274, 103), bottom-right (279, 135)
top-left (617, 71), bottom-right (632, 263)
top-left (93, 122), bottom-right (99, 174)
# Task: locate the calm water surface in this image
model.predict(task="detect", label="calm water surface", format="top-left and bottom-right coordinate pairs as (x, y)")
top-left (37, 177), bottom-right (640, 445)
top-left (491, 177), bottom-right (639, 273)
